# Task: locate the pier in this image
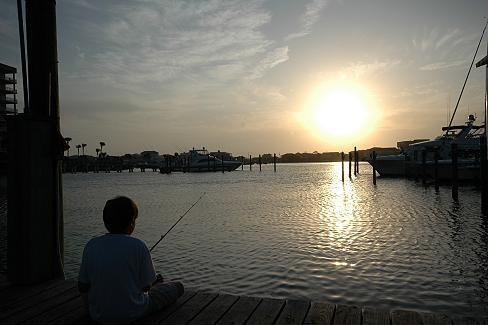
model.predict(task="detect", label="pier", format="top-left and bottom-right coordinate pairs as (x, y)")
top-left (0, 277), bottom-right (483, 324)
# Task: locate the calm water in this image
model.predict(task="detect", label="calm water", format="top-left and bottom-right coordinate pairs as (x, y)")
top-left (60, 163), bottom-right (487, 317)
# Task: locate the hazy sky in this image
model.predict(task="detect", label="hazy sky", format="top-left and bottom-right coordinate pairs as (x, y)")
top-left (1, 0), bottom-right (488, 156)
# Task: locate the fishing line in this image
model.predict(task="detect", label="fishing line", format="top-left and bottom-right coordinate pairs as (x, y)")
top-left (149, 192), bottom-right (206, 252)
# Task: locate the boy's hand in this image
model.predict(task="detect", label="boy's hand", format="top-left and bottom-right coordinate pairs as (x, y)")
top-left (153, 274), bottom-right (164, 285)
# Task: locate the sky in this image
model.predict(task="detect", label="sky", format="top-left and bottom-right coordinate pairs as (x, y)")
top-left (1, 0), bottom-right (488, 156)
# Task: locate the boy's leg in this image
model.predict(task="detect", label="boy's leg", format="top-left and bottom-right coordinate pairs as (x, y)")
top-left (146, 282), bottom-right (184, 314)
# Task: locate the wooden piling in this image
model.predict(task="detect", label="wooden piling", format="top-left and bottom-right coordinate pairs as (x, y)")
top-left (434, 147), bottom-right (439, 191)
top-left (348, 152), bottom-right (352, 178)
top-left (421, 150), bottom-right (427, 186)
top-left (241, 157), bottom-right (244, 170)
top-left (353, 147), bottom-right (357, 176)
top-left (341, 152), bottom-right (344, 182)
top-left (250, 155), bottom-right (252, 171)
top-left (372, 151), bottom-right (377, 185)
top-left (259, 155), bottom-right (262, 171)
top-left (273, 153), bottom-right (277, 172)
top-left (481, 136), bottom-right (487, 215)
top-left (451, 143), bottom-right (458, 201)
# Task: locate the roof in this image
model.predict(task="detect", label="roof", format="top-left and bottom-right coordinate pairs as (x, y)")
top-left (0, 63), bottom-right (17, 74)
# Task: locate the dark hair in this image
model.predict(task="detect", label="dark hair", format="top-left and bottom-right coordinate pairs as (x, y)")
top-left (103, 196), bottom-right (138, 233)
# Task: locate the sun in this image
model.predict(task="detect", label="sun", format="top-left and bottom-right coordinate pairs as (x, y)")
top-left (302, 82), bottom-right (373, 140)
top-left (315, 87), bottom-right (368, 137)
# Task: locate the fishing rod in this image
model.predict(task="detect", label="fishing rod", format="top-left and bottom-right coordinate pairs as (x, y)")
top-left (149, 192), bottom-right (206, 252)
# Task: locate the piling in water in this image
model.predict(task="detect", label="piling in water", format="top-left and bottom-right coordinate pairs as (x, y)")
top-left (353, 147), bottom-right (357, 176)
top-left (348, 152), bottom-right (352, 178)
top-left (481, 136), bottom-right (487, 215)
top-left (274, 153), bottom-right (277, 172)
top-left (421, 149), bottom-right (427, 186)
top-left (241, 157), bottom-right (244, 170)
top-left (250, 155), bottom-right (252, 171)
top-left (341, 152), bottom-right (344, 182)
top-left (259, 155), bottom-right (262, 172)
top-left (451, 143), bottom-right (458, 201)
top-left (434, 147), bottom-right (439, 191)
top-left (372, 151), bottom-right (377, 185)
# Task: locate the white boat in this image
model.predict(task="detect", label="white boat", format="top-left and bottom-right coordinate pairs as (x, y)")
top-left (370, 114), bottom-right (485, 177)
top-left (180, 147), bottom-right (242, 172)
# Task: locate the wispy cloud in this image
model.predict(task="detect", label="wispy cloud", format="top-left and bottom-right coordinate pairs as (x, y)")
top-left (419, 59), bottom-right (467, 71)
top-left (65, 0), bottom-right (288, 96)
top-left (285, 0), bottom-right (327, 41)
top-left (339, 59), bottom-right (401, 78)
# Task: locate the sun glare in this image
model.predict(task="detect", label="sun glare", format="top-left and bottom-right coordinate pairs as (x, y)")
top-left (302, 81), bottom-right (375, 142)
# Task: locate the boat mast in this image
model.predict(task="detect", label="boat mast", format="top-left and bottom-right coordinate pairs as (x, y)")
top-left (445, 20), bottom-right (488, 136)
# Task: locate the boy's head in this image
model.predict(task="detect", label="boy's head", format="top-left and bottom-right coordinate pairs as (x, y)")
top-left (103, 196), bottom-right (139, 234)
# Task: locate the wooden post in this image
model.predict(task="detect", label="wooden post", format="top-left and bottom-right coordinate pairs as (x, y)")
top-left (353, 147), bottom-right (357, 176)
top-left (356, 148), bottom-right (359, 174)
top-left (273, 153), bottom-right (277, 172)
top-left (434, 147), bottom-right (439, 192)
top-left (451, 143), bottom-right (458, 201)
top-left (421, 149), bottom-right (427, 186)
top-left (249, 155), bottom-right (252, 171)
top-left (8, 0), bottom-right (64, 284)
top-left (372, 151), bottom-right (377, 185)
top-left (259, 155), bottom-right (262, 172)
top-left (241, 157), bottom-right (244, 170)
top-left (481, 136), bottom-right (487, 215)
top-left (341, 152), bottom-right (344, 182)
top-left (348, 152), bottom-right (352, 178)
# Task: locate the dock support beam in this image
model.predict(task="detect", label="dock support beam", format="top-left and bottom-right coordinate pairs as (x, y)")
top-left (372, 151), bottom-right (376, 185)
top-left (8, 0), bottom-right (64, 284)
top-left (451, 143), bottom-right (459, 201)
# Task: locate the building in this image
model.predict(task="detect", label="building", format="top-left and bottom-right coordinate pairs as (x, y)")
top-left (0, 63), bottom-right (18, 176)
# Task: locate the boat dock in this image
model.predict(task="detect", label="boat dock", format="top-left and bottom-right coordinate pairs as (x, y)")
top-left (0, 277), bottom-right (485, 324)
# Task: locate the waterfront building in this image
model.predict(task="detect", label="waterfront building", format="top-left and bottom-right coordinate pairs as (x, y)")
top-left (0, 63), bottom-right (18, 176)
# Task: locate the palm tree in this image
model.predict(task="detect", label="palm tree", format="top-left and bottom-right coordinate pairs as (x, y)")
top-left (64, 137), bottom-right (72, 157)
top-left (99, 141), bottom-right (106, 155)
top-left (76, 144), bottom-right (81, 157)
top-left (81, 143), bottom-right (87, 156)
top-left (96, 148), bottom-right (100, 157)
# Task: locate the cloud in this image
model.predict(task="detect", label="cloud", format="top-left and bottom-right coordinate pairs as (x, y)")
top-left (285, 0), bottom-right (327, 41)
top-left (419, 59), bottom-right (467, 71)
top-left (339, 60), bottom-right (401, 78)
top-left (63, 0), bottom-right (290, 97)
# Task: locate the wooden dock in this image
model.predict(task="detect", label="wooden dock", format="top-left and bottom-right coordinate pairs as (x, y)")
top-left (0, 277), bottom-right (486, 325)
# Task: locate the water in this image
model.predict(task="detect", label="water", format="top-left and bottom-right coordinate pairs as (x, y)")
top-left (6, 162), bottom-right (488, 317)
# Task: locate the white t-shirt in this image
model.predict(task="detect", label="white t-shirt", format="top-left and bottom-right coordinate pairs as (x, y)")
top-left (78, 233), bottom-right (156, 325)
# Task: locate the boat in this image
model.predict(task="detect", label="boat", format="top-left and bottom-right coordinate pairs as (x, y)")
top-left (370, 114), bottom-right (485, 178)
top-left (179, 147), bottom-right (242, 172)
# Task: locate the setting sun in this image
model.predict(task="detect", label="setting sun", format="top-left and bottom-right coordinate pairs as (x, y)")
top-left (301, 81), bottom-right (376, 144)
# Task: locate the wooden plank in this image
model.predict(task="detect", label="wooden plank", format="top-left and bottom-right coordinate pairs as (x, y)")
top-left (161, 292), bottom-right (218, 325)
top-left (2, 286), bottom-right (80, 324)
top-left (246, 298), bottom-right (285, 325)
top-left (420, 312), bottom-right (453, 325)
top-left (22, 295), bottom-right (84, 325)
top-left (333, 304), bottom-right (361, 325)
top-left (275, 299), bottom-right (310, 325)
top-left (362, 307), bottom-right (390, 325)
top-left (391, 310), bottom-right (422, 325)
top-left (303, 301), bottom-right (335, 325)
top-left (138, 290), bottom-right (197, 325)
top-left (0, 278), bottom-right (67, 306)
top-left (216, 296), bottom-right (261, 325)
top-left (50, 305), bottom-right (90, 325)
top-left (452, 319), bottom-right (481, 325)
top-left (0, 280), bottom-right (76, 320)
top-left (189, 293), bottom-right (239, 325)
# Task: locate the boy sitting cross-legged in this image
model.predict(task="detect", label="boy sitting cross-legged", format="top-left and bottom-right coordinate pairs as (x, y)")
top-left (78, 196), bottom-right (184, 325)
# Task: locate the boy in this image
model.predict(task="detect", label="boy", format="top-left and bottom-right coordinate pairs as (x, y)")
top-left (78, 196), bottom-right (184, 324)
